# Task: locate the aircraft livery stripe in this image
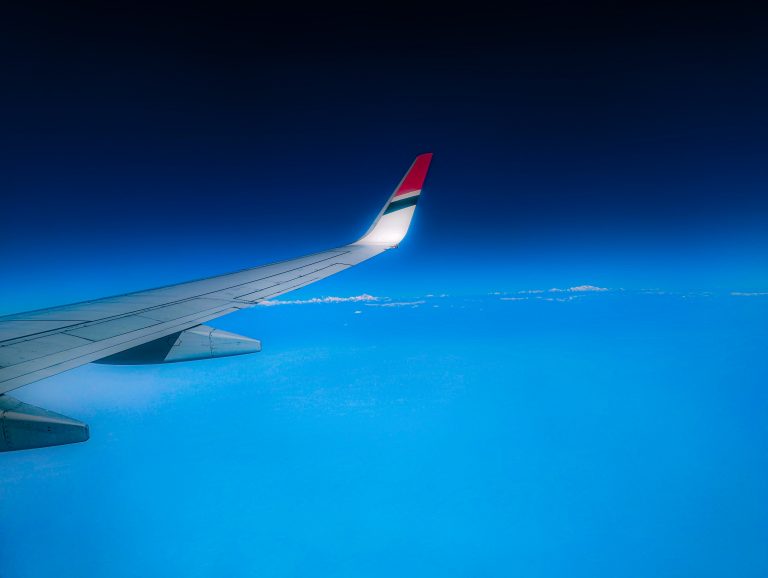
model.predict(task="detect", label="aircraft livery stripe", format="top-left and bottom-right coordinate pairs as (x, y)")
top-left (394, 153), bottom-right (433, 196)
top-left (383, 195), bottom-right (419, 215)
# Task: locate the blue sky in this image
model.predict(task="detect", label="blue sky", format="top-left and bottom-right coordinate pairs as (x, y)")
top-left (2, 3), bottom-right (768, 577)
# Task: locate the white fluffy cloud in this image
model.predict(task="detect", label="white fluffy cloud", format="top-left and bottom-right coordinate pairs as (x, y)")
top-left (259, 294), bottom-right (380, 306)
top-left (259, 293), bottom-right (433, 308)
top-left (567, 285), bottom-right (609, 292)
top-left (367, 300), bottom-right (426, 308)
top-left (515, 285), bottom-right (609, 295)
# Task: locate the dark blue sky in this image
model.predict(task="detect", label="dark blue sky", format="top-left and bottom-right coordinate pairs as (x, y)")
top-left (2, 3), bottom-right (767, 301)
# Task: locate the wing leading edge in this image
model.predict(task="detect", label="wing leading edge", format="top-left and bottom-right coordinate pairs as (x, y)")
top-left (0, 154), bottom-right (433, 402)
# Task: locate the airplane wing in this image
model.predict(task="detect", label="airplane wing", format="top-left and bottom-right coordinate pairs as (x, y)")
top-left (0, 153), bottom-right (433, 451)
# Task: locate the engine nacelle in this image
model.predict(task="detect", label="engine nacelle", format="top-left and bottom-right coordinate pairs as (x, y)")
top-left (0, 395), bottom-right (89, 452)
top-left (95, 325), bottom-right (261, 365)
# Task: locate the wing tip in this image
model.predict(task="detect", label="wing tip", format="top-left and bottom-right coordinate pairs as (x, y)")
top-left (394, 153), bottom-right (433, 197)
top-left (356, 154), bottom-right (433, 246)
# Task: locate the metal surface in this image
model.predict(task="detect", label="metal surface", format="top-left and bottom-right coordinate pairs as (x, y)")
top-left (95, 325), bottom-right (261, 364)
top-left (0, 395), bottom-right (89, 452)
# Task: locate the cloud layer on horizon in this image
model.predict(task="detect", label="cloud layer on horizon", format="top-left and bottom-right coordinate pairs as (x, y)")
top-left (258, 287), bottom-right (768, 309)
top-left (259, 294), bottom-right (380, 306)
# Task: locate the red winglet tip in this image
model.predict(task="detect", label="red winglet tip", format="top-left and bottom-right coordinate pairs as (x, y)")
top-left (394, 153), bottom-right (433, 196)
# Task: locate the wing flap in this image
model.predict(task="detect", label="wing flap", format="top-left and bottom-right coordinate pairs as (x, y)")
top-left (0, 395), bottom-right (89, 452)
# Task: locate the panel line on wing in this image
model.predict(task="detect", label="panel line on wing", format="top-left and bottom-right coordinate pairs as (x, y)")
top-left (0, 305), bottom-right (242, 387)
top-left (0, 251), bottom-right (355, 347)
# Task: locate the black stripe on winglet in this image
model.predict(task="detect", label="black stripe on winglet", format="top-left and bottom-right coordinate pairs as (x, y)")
top-left (383, 196), bottom-right (419, 215)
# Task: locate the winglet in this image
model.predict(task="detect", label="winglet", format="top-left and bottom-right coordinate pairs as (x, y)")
top-left (356, 153), bottom-right (433, 246)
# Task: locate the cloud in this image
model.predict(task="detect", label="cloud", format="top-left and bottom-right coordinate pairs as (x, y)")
top-left (367, 300), bottom-right (426, 308)
top-left (259, 293), bottom-right (435, 309)
top-left (567, 285), bottom-right (609, 292)
top-left (541, 296), bottom-right (582, 302)
top-left (502, 294), bottom-right (583, 302)
top-left (514, 285), bottom-right (610, 296)
top-left (500, 288), bottom-right (768, 302)
top-left (259, 294), bottom-right (380, 306)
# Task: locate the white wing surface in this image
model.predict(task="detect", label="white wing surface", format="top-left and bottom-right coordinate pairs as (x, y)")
top-left (0, 154), bottom-right (432, 451)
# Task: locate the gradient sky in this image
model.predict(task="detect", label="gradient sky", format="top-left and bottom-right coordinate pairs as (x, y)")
top-left (1, 4), bottom-right (768, 577)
